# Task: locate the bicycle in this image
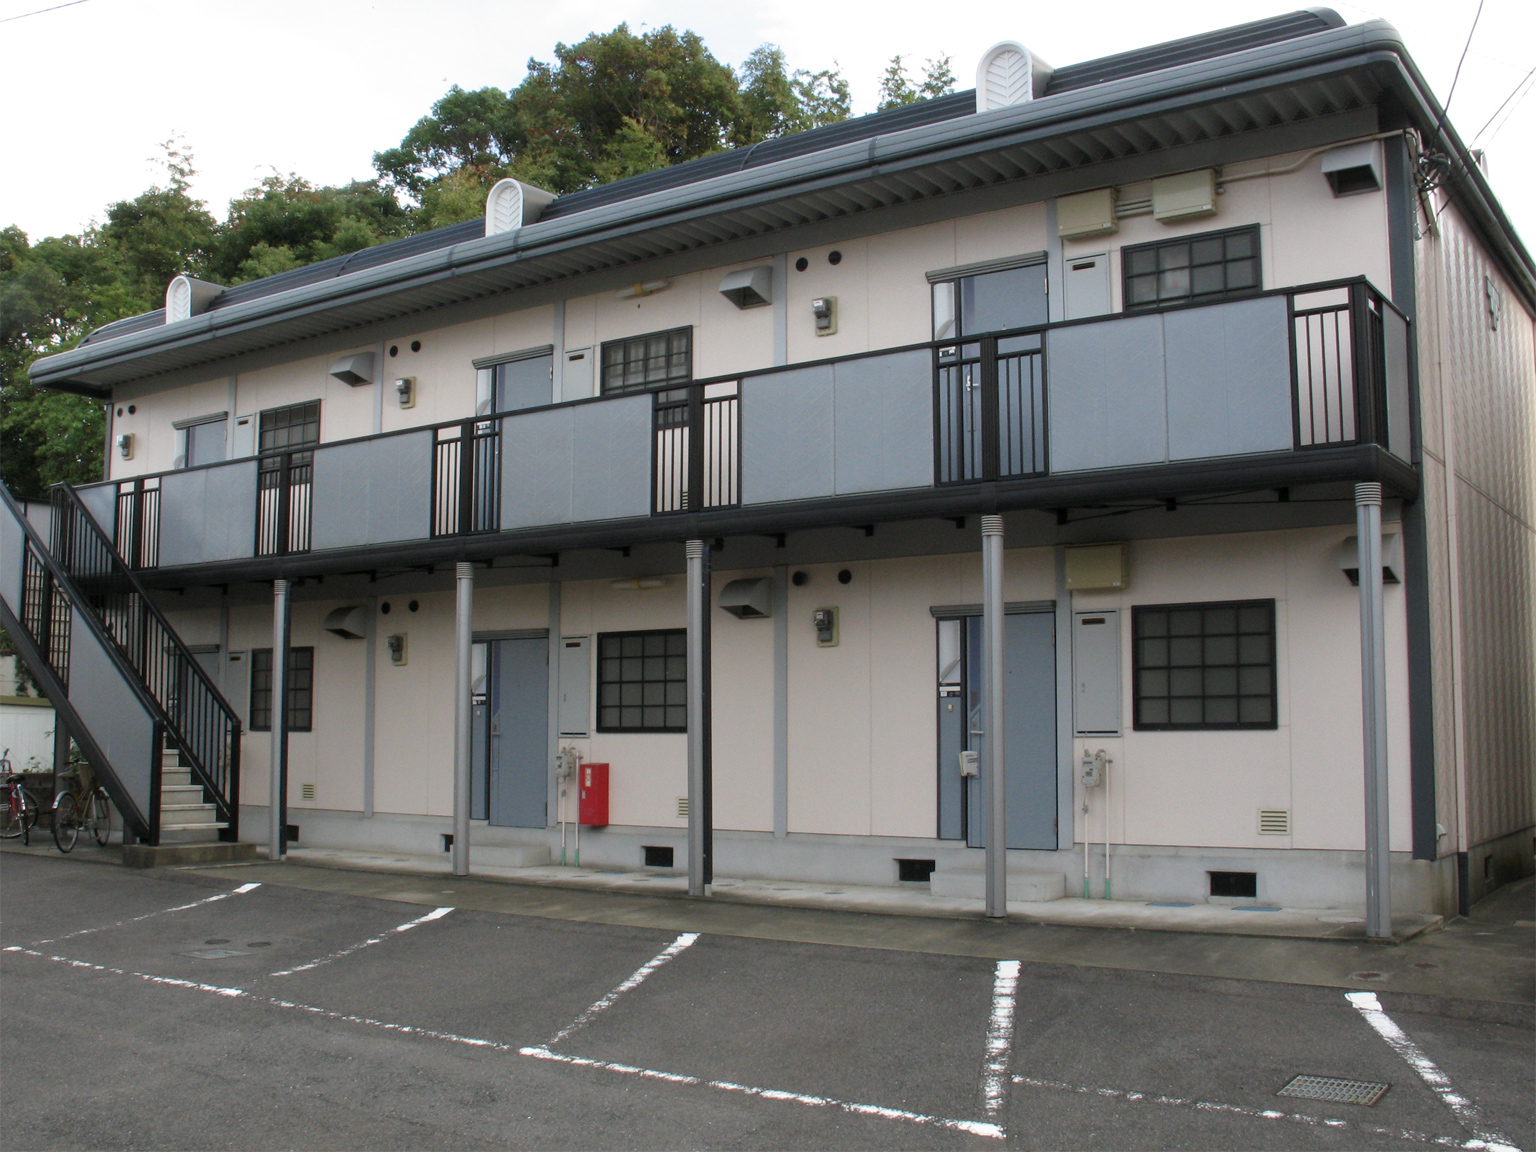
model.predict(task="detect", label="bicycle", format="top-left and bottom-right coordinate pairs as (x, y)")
top-left (1, 750), bottom-right (38, 846)
top-left (52, 767), bottom-right (111, 853)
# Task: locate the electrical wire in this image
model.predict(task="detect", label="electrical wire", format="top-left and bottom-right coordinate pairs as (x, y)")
top-left (1471, 65), bottom-right (1536, 145)
top-left (1441, 0), bottom-right (1486, 116)
top-left (0, 0), bottom-right (93, 22)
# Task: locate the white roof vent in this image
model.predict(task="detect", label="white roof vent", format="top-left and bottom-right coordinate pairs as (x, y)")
top-left (975, 41), bottom-right (1053, 111)
top-left (485, 178), bottom-right (557, 237)
top-left (165, 275), bottom-right (225, 323)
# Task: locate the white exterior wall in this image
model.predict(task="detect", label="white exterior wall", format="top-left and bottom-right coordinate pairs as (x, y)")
top-left (107, 148), bottom-right (1392, 483)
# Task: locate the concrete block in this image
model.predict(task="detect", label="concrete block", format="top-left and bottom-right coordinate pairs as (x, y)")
top-left (122, 841), bottom-right (259, 869)
top-left (475, 843), bottom-right (552, 868)
top-left (930, 868), bottom-right (1065, 901)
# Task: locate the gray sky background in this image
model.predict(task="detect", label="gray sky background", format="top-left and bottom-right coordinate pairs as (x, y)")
top-left (2, 0), bottom-right (1532, 248)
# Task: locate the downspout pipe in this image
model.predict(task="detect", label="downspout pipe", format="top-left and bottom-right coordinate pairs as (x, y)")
top-left (686, 539), bottom-right (712, 897)
top-left (1356, 482), bottom-right (1392, 938)
top-left (452, 561), bottom-right (474, 877)
top-left (982, 514), bottom-right (1007, 918)
top-left (269, 578), bottom-right (290, 861)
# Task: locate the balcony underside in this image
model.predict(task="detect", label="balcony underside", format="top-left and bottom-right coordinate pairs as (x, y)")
top-left (132, 443), bottom-right (1414, 592)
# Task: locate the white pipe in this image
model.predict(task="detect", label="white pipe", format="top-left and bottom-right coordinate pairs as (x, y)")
top-left (685, 539), bottom-right (708, 897)
top-left (268, 578), bottom-right (289, 861)
top-left (452, 562), bottom-right (473, 877)
top-left (1357, 483), bottom-right (1392, 938)
top-left (1217, 129), bottom-right (1411, 184)
top-left (1103, 752), bottom-right (1111, 900)
top-left (981, 515), bottom-right (1007, 918)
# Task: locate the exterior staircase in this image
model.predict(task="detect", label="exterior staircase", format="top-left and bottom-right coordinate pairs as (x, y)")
top-left (1, 481), bottom-right (244, 860)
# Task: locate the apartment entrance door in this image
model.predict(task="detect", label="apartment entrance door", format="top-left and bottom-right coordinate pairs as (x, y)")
top-left (486, 636), bottom-right (548, 828)
top-left (936, 610), bottom-right (1057, 849)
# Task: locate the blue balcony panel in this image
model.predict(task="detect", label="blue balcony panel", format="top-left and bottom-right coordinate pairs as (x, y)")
top-left (158, 460), bottom-right (258, 567)
top-left (311, 430), bottom-right (432, 550)
top-left (500, 392), bottom-right (651, 530)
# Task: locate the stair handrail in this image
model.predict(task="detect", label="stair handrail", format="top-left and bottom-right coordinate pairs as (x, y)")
top-left (47, 482), bottom-right (242, 834)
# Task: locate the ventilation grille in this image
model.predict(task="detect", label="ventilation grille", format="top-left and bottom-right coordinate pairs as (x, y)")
top-left (1258, 809), bottom-right (1291, 835)
top-left (1277, 1075), bottom-right (1389, 1107)
top-left (301, 783), bottom-right (315, 802)
top-left (676, 797), bottom-right (689, 819)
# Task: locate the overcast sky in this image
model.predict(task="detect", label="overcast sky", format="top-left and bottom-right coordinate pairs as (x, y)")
top-left (2, 0), bottom-right (1532, 247)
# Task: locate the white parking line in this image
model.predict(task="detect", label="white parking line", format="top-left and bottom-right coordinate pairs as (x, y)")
top-left (5, 943), bottom-right (1004, 1139)
top-left (522, 1046), bottom-right (1005, 1139)
top-left (981, 959), bottom-right (1020, 1115)
top-left (270, 906), bottom-right (454, 976)
top-left (543, 931), bottom-right (698, 1046)
top-left (34, 882), bottom-right (261, 944)
top-left (1013, 1074), bottom-right (1483, 1149)
top-left (1347, 992), bottom-right (1522, 1152)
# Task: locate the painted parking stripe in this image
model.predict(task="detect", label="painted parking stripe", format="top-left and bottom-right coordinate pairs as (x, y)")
top-left (34, 882), bottom-right (261, 945)
top-left (270, 906), bottom-right (454, 976)
top-left (981, 959), bottom-right (1021, 1115)
top-left (1013, 1074), bottom-right (1487, 1150)
top-left (543, 932), bottom-right (698, 1046)
top-left (5, 944), bottom-right (1002, 1139)
top-left (1347, 992), bottom-right (1521, 1152)
top-left (523, 1046), bottom-right (1005, 1139)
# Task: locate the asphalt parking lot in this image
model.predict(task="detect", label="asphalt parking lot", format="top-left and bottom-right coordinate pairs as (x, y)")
top-left (1, 853), bottom-right (1530, 1151)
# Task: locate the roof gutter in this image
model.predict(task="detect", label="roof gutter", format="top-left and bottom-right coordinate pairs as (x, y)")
top-left (29, 20), bottom-right (1533, 394)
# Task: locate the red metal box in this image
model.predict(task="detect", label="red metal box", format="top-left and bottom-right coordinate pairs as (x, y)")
top-left (578, 762), bottom-right (609, 827)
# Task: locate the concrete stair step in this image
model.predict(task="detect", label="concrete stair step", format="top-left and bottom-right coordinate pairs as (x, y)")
top-left (161, 769), bottom-right (193, 787)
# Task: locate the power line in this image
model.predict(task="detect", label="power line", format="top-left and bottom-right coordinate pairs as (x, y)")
top-left (1471, 65), bottom-right (1536, 145)
top-left (1442, 0), bottom-right (1486, 116)
top-left (0, 0), bottom-right (93, 23)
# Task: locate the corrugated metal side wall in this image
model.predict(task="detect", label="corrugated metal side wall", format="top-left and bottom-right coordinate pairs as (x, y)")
top-left (1417, 202), bottom-right (1536, 856)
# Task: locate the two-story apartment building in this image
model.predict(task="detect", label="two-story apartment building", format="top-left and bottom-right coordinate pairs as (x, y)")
top-left (6, 9), bottom-right (1532, 924)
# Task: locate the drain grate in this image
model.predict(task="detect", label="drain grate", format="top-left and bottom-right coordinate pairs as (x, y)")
top-left (1277, 1075), bottom-right (1389, 1107)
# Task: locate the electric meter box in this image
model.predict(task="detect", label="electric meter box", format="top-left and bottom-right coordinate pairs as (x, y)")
top-left (578, 762), bottom-right (610, 827)
top-left (1057, 188), bottom-right (1117, 240)
top-left (1152, 169), bottom-right (1218, 222)
top-left (1064, 542), bottom-right (1128, 590)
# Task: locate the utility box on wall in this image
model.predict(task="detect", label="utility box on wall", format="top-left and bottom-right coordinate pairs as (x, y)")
top-left (1073, 610), bottom-right (1122, 735)
top-left (578, 762), bottom-right (609, 826)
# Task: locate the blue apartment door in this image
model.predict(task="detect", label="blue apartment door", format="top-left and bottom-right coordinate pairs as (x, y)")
top-left (488, 637), bottom-right (548, 828)
top-left (944, 611), bottom-right (1057, 849)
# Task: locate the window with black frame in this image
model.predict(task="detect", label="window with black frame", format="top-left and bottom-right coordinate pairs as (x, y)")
top-left (1122, 225), bottom-right (1261, 310)
top-left (931, 258), bottom-right (1048, 340)
top-left (258, 401), bottom-right (320, 453)
top-left (596, 630), bottom-right (687, 732)
top-left (599, 328), bottom-right (692, 395)
top-left (1132, 600), bottom-right (1276, 729)
top-left (249, 647), bottom-right (315, 732)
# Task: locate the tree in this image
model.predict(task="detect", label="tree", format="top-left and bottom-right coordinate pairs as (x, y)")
top-left (877, 55), bottom-right (956, 111)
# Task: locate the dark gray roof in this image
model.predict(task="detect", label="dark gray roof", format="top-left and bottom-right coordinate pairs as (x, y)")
top-left (80, 8), bottom-right (1343, 350)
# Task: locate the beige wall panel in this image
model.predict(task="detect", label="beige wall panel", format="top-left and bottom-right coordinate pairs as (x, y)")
top-left (786, 240), bottom-right (870, 363)
top-left (1266, 161), bottom-right (1390, 291)
top-left (472, 582), bottom-right (550, 631)
top-left (111, 375), bottom-right (231, 479)
top-left (561, 294), bottom-right (598, 374)
top-left (370, 591), bottom-right (454, 817)
top-left (953, 202), bottom-right (1049, 268)
top-left (696, 263), bottom-right (776, 379)
top-left (866, 221), bottom-right (956, 350)
top-left (491, 303), bottom-right (557, 363)
top-left (301, 599), bottom-right (367, 814)
top-left (379, 317), bottom-right (493, 432)
top-left (704, 569), bottom-right (774, 832)
top-left (787, 560), bottom-right (873, 834)
top-left (162, 607), bottom-right (221, 647)
top-left (593, 272), bottom-right (702, 355)
top-left (234, 349), bottom-right (375, 445)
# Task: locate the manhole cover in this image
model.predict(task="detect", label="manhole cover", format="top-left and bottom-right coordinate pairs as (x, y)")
top-left (180, 948), bottom-right (245, 960)
top-left (1278, 1075), bottom-right (1389, 1107)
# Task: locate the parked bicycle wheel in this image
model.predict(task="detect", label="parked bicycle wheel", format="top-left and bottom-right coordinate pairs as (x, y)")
top-left (90, 788), bottom-right (111, 846)
top-left (52, 791), bottom-right (79, 853)
top-left (1, 782), bottom-right (34, 845)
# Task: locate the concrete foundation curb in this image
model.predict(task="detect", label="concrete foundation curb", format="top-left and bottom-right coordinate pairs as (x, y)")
top-left (122, 841), bottom-right (259, 869)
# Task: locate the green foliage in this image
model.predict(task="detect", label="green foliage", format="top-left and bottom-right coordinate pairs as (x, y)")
top-left (877, 55), bottom-right (957, 111)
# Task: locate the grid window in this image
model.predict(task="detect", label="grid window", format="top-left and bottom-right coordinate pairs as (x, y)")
top-left (596, 629), bottom-right (687, 732)
top-left (600, 328), bottom-right (692, 395)
top-left (1133, 601), bottom-right (1275, 730)
top-left (258, 401), bottom-right (321, 453)
top-left (1123, 226), bottom-right (1261, 310)
top-left (249, 647), bottom-right (315, 732)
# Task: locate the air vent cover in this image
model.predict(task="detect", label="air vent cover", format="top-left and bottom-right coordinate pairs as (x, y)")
top-left (1258, 809), bottom-right (1291, 835)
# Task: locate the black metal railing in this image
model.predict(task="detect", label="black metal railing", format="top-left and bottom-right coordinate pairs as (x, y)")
top-left (433, 420), bottom-right (501, 536)
top-left (47, 484), bottom-right (241, 837)
top-left (935, 333), bottom-right (1046, 484)
top-left (20, 539), bottom-right (71, 684)
top-left (653, 381), bottom-right (740, 514)
top-left (1291, 281), bottom-right (1392, 449)
top-left (114, 477), bottom-right (161, 569)
top-left (256, 449), bottom-right (313, 556)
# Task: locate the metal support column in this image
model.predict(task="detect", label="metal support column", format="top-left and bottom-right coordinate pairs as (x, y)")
top-left (452, 561), bottom-right (474, 877)
top-left (269, 578), bottom-right (290, 861)
top-left (1356, 483), bottom-right (1392, 938)
top-left (686, 539), bottom-right (712, 896)
top-left (981, 514), bottom-right (1007, 918)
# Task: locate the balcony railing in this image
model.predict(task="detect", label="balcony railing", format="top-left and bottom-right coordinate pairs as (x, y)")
top-left (79, 277), bottom-right (1408, 571)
